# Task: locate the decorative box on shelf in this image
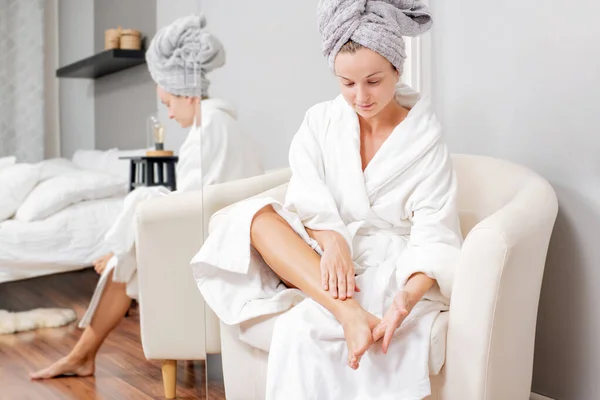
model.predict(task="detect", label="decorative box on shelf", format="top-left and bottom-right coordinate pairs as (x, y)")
top-left (56, 26), bottom-right (145, 80)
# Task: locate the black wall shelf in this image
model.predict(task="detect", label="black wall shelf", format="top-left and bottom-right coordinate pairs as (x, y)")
top-left (56, 49), bottom-right (146, 79)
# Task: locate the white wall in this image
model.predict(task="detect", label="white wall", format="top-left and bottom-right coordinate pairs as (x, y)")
top-left (430, 1), bottom-right (600, 399)
top-left (58, 0), bottom-right (199, 155)
top-left (58, 0), bottom-right (95, 158)
top-left (94, 0), bottom-right (157, 151)
top-left (199, 0), bottom-right (340, 170)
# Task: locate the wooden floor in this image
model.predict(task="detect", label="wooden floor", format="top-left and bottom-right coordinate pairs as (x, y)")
top-left (0, 269), bottom-right (225, 399)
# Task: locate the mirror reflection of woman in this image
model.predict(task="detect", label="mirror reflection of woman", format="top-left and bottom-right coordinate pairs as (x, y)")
top-left (30, 14), bottom-right (264, 380)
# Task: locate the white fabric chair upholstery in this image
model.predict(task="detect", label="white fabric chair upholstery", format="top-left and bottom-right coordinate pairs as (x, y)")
top-left (135, 168), bottom-right (292, 398)
top-left (136, 154), bottom-right (558, 400)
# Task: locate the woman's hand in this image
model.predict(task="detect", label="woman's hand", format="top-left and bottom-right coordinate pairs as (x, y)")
top-left (373, 272), bottom-right (435, 353)
top-left (372, 291), bottom-right (413, 354)
top-left (306, 229), bottom-right (359, 300)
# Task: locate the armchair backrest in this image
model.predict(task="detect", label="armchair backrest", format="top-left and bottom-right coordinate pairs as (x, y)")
top-left (452, 154), bottom-right (555, 238)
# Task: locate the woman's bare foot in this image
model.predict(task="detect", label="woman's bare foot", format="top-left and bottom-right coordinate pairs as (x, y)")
top-left (338, 306), bottom-right (380, 370)
top-left (93, 252), bottom-right (114, 275)
top-left (30, 352), bottom-right (95, 380)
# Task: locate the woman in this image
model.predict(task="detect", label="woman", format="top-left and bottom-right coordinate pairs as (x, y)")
top-left (191, 1), bottom-right (462, 398)
top-left (93, 15), bottom-right (264, 276)
top-left (30, 14), bottom-right (263, 380)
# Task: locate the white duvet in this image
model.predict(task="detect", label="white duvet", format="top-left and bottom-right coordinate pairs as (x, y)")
top-left (0, 197), bottom-right (124, 283)
top-left (0, 149), bottom-right (139, 283)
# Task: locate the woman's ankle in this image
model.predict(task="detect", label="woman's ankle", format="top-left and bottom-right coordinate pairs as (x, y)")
top-left (69, 343), bottom-right (98, 362)
top-left (332, 298), bottom-right (364, 324)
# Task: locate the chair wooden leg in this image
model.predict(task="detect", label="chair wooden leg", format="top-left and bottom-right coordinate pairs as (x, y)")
top-left (162, 360), bottom-right (177, 399)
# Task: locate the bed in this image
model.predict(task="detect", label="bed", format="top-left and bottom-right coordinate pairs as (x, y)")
top-left (0, 148), bottom-right (146, 283)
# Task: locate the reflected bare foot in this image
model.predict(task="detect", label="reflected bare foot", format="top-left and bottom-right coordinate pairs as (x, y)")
top-left (30, 353), bottom-right (95, 380)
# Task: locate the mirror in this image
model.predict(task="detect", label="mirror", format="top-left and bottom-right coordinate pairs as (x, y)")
top-left (1, 0), bottom-right (211, 398)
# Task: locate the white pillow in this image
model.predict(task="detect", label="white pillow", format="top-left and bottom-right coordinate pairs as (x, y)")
top-left (72, 148), bottom-right (119, 173)
top-left (38, 158), bottom-right (79, 181)
top-left (15, 170), bottom-right (128, 222)
top-left (0, 156), bottom-right (16, 172)
top-left (0, 163), bottom-right (41, 221)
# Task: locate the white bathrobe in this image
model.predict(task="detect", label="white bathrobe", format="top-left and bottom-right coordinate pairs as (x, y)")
top-left (79, 98), bottom-right (264, 327)
top-left (191, 85), bottom-right (463, 399)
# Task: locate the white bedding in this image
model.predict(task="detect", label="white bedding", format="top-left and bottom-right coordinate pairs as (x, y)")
top-left (0, 148), bottom-right (145, 283)
top-left (0, 196), bottom-right (125, 283)
top-left (0, 197), bottom-right (123, 283)
top-left (15, 170), bottom-right (127, 222)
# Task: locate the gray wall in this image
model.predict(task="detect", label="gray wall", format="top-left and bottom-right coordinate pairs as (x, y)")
top-left (430, 1), bottom-right (600, 399)
top-left (93, 0), bottom-right (157, 151)
top-left (58, 0), bottom-right (95, 158)
top-left (200, 0), bottom-right (339, 170)
top-left (156, 0), bottom-right (202, 153)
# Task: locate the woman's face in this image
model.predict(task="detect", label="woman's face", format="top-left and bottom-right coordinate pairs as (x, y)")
top-left (334, 47), bottom-right (399, 119)
top-left (157, 86), bottom-right (198, 128)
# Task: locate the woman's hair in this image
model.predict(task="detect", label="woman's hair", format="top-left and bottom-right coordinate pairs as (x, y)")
top-left (339, 40), bottom-right (397, 71)
top-left (339, 40), bottom-right (364, 54)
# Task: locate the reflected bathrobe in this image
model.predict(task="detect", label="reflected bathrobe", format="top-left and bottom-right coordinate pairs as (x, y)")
top-left (191, 85), bottom-right (462, 399)
top-left (79, 99), bottom-right (264, 327)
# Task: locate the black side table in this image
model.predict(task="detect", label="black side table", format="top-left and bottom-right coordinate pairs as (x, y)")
top-left (119, 156), bottom-right (179, 192)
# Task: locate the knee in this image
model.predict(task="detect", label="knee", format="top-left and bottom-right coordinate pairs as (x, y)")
top-left (250, 205), bottom-right (282, 242)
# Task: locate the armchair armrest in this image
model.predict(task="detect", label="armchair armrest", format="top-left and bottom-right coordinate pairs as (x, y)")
top-left (135, 168), bottom-right (292, 360)
top-left (442, 177), bottom-right (558, 400)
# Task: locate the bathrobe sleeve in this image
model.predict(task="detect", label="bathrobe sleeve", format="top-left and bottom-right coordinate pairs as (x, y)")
top-left (284, 108), bottom-right (354, 254)
top-left (396, 142), bottom-right (462, 301)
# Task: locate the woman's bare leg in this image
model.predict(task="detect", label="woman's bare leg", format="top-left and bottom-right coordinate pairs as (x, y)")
top-left (251, 206), bottom-right (379, 369)
top-left (30, 270), bottom-right (131, 379)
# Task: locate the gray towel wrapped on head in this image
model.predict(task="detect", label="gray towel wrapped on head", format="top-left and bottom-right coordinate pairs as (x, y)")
top-left (146, 14), bottom-right (225, 98)
top-left (317, 0), bottom-right (432, 74)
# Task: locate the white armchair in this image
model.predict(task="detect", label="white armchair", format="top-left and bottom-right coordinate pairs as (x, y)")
top-left (135, 168), bottom-right (292, 398)
top-left (136, 154), bottom-right (558, 400)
